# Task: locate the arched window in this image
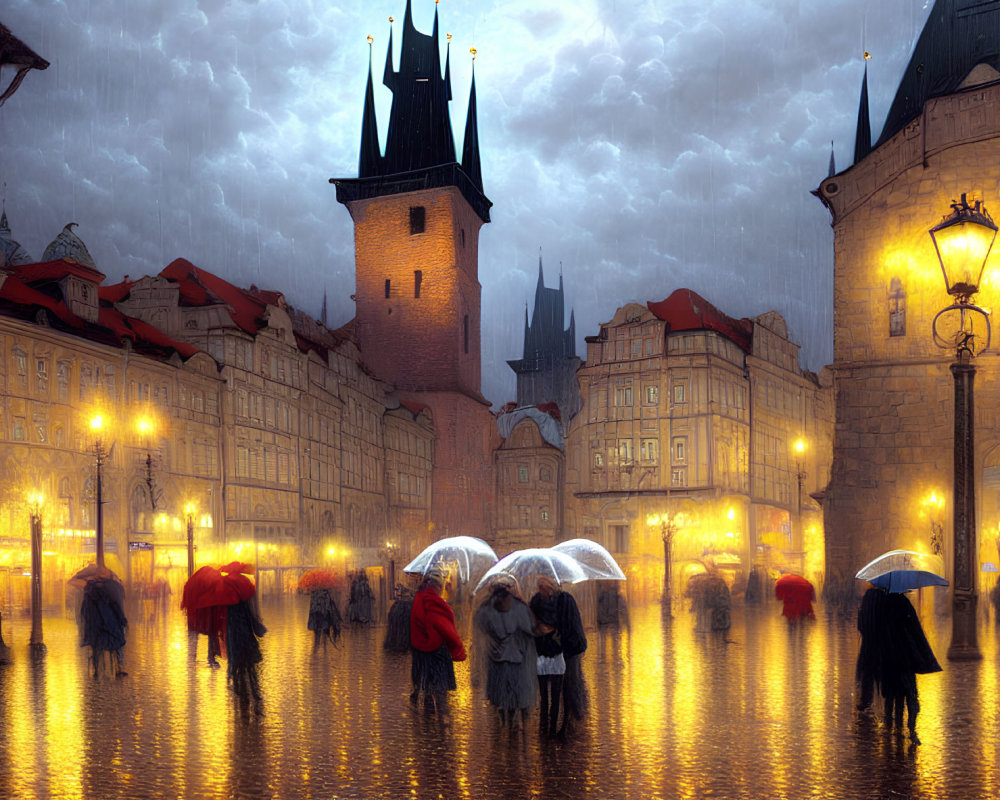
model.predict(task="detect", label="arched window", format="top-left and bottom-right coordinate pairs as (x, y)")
top-left (889, 277), bottom-right (906, 337)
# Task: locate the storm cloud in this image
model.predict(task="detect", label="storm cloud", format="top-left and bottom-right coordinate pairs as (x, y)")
top-left (0, 0), bottom-right (933, 405)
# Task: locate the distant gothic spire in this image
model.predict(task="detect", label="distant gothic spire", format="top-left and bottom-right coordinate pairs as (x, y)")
top-left (828, 140), bottom-right (836, 177)
top-left (854, 61), bottom-right (872, 164)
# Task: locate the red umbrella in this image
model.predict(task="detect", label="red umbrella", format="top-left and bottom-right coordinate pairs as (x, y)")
top-left (775, 574), bottom-right (816, 621)
top-left (298, 568), bottom-right (342, 592)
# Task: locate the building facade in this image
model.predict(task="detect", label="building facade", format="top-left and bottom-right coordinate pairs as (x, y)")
top-left (815, 0), bottom-right (1000, 602)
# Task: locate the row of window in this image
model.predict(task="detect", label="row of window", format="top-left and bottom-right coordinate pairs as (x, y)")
top-left (592, 436), bottom-right (687, 465)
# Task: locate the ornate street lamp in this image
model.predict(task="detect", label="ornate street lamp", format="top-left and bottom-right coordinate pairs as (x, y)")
top-left (929, 193), bottom-right (997, 661)
top-left (185, 503), bottom-right (196, 578)
top-left (27, 492), bottom-right (46, 657)
top-left (647, 513), bottom-right (677, 616)
top-left (90, 414), bottom-right (107, 569)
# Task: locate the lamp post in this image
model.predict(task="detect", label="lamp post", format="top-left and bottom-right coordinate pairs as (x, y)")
top-left (90, 414), bottom-right (107, 569)
top-left (28, 492), bottom-right (46, 656)
top-left (137, 416), bottom-right (158, 509)
top-left (794, 438), bottom-right (807, 568)
top-left (648, 513), bottom-right (676, 616)
top-left (185, 503), bottom-right (196, 577)
top-left (928, 193), bottom-right (997, 662)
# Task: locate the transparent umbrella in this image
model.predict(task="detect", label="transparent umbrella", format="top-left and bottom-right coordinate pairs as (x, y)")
top-left (552, 539), bottom-right (626, 581)
top-left (474, 548), bottom-right (589, 597)
top-left (855, 549), bottom-right (948, 593)
top-left (403, 536), bottom-right (499, 585)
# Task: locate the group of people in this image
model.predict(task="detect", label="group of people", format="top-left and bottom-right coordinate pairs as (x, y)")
top-left (408, 566), bottom-right (587, 735)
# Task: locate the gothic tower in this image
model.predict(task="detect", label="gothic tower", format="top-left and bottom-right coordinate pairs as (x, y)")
top-left (331, 1), bottom-right (496, 542)
top-left (332, 0), bottom-right (490, 397)
top-left (815, 0), bottom-right (1000, 601)
top-left (507, 255), bottom-right (582, 428)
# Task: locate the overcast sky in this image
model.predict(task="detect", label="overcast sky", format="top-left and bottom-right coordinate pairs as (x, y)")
top-left (1, 1), bottom-right (935, 407)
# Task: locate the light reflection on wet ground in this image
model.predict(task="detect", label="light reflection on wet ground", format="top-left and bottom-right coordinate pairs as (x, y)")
top-left (1, 594), bottom-right (999, 799)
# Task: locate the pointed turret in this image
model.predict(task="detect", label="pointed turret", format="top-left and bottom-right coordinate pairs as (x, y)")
top-left (461, 64), bottom-right (484, 192)
top-left (359, 43), bottom-right (382, 178)
top-left (875, 0), bottom-right (1000, 149)
top-left (0, 207), bottom-right (34, 266)
top-left (42, 223), bottom-right (97, 269)
top-left (334, 1), bottom-right (491, 223)
top-left (854, 64), bottom-right (872, 164)
top-left (828, 140), bottom-right (836, 177)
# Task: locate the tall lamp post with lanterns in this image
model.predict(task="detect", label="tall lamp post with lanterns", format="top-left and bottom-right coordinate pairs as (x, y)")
top-left (90, 414), bottom-right (108, 569)
top-left (647, 513), bottom-right (677, 616)
top-left (185, 503), bottom-right (196, 578)
top-left (28, 492), bottom-right (46, 656)
top-left (928, 193), bottom-right (997, 662)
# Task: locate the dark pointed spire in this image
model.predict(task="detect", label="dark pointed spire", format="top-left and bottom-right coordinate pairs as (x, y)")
top-left (321, 290), bottom-right (328, 327)
top-left (334, 3), bottom-right (491, 223)
top-left (828, 140), bottom-right (836, 177)
top-left (461, 60), bottom-right (484, 191)
top-left (360, 39), bottom-right (382, 178)
top-left (382, 19), bottom-right (395, 93)
top-left (537, 251), bottom-right (545, 291)
top-left (854, 60), bottom-right (872, 164)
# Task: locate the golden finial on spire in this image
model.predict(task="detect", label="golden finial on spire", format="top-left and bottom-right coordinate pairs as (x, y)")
top-left (388, 16), bottom-right (394, 23)
top-left (367, 34), bottom-right (373, 45)
top-left (470, 47), bottom-right (477, 61)
top-left (864, 51), bottom-right (872, 61)
top-left (447, 33), bottom-right (452, 42)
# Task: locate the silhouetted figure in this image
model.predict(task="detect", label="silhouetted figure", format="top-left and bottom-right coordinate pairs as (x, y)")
top-left (347, 572), bottom-right (376, 626)
top-left (0, 610), bottom-right (11, 665)
top-left (855, 586), bottom-right (941, 744)
top-left (881, 592), bottom-right (940, 743)
top-left (308, 588), bottom-right (342, 653)
top-left (597, 583), bottom-right (629, 627)
top-left (384, 585), bottom-right (414, 652)
top-left (227, 598), bottom-right (267, 713)
top-left (80, 577), bottom-right (128, 678)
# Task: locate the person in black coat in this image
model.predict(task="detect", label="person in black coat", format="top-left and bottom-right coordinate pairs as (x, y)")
top-left (532, 576), bottom-right (587, 735)
top-left (881, 591), bottom-right (941, 743)
top-left (855, 585), bottom-right (941, 744)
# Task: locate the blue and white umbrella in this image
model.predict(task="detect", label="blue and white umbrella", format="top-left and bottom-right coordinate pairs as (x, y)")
top-left (855, 549), bottom-right (948, 593)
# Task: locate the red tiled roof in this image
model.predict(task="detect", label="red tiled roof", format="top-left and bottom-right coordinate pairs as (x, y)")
top-left (160, 258), bottom-right (266, 335)
top-left (99, 278), bottom-right (135, 303)
top-left (647, 289), bottom-right (753, 353)
top-left (0, 272), bottom-right (83, 327)
top-left (6, 258), bottom-right (106, 284)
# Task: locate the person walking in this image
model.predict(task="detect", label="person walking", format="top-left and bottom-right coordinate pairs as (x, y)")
top-left (474, 575), bottom-right (538, 732)
top-left (881, 590), bottom-right (941, 744)
top-left (529, 577), bottom-right (565, 737)
top-left (409, 567), bottom-right (466, 723)
top-left (80, 574), bottom-right (128, 678)
top-left (307, 587), bottom-right (342, 653)
top-left (544, 577), bottom-right (587, 735)
top-left (855, 585), bottom-right (889, 714)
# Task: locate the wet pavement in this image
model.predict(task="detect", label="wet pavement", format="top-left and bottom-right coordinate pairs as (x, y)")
top-left (1, 593), bottom-right (999, 799)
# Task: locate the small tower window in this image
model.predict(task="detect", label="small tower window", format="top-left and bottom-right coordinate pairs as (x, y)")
top-left (463, 314), bottom-right (469, 354)
top-left (889, 277), bottom-right (906, 337)
top-left (414, 270), bottom-right (422, 298)
top-left (385, 279), bottom-right (391, 299)
top-left (461, 228), bottom-right (466, 248)
top-left (410, 206), bottom-right (426, 235)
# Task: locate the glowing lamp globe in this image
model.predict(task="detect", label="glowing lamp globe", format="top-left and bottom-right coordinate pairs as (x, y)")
top-left (928, 193), bottom-right (997, 301)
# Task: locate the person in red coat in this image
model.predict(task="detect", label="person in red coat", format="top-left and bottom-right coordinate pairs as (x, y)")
top-left (410, 566), bottom-right (466, 721)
